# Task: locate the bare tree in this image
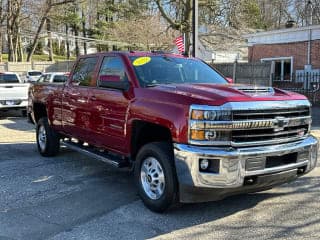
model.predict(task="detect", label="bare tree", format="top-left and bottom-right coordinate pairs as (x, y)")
top-left (0, 0), bottom-right (6, 62)
top-left (7, 0), bottom-right (24, 62)
top-left (154, 0), bottom-right (192, 54)
top-left (26, 0), bottom-right (75, 62)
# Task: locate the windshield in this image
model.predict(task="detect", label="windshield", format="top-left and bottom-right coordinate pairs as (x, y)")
top-left (0, 74), bottom-right (20, 84)
top-left (130, 56), bottom-right (227, 87)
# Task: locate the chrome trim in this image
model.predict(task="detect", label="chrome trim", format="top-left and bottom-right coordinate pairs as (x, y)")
top-left (190, 100), bottom-right (311, 111)
top-left (189, 135), bottom-right (309, 147)
top-left (174, 135), bottom-right (318, 188)
top-left (245, 161), bottom-right (309, 176)
top-left (190, 116), bottom-right (310, 130)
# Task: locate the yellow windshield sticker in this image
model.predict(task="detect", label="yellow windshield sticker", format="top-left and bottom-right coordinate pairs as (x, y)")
top-left (133, 57), bottom-right (151, 66)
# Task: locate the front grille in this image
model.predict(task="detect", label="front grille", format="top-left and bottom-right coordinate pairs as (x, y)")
top-left (231, 106), bottom-right (310, 147)
top-left (233, 107), bottom-right (310, 120)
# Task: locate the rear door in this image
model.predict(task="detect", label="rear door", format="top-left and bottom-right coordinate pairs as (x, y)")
top-left (88, 55), bottom-right (131, 154)
top-left (61, 56), bottom-right (99, 141)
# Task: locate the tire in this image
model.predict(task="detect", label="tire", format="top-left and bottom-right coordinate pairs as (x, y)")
top-left (36, 117), bottom-right (60, 157)
top-left (21, 109), bottom-right (27, 117)
top-left (134, 142), bottom-right (178, 212)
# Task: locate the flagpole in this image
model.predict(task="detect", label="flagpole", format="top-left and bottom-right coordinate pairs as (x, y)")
top-left (192, 0), bottom-right (198, 57)
top-left (183, 33), bottom-right (186, 55)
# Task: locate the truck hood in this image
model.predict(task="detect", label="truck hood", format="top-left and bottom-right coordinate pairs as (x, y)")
top-left (143, 83), bottom-right (307, 106)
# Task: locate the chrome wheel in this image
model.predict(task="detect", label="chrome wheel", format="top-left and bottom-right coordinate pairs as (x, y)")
top-left (140, 157), bottom-right (165, 200)
top-left (38, 125), bottom-right (47, 151)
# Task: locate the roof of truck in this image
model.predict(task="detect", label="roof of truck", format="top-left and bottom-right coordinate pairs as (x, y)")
top-left (79, 51), bottom-right (192, 59)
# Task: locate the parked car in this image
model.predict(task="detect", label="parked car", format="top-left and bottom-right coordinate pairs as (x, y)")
top-left (29, 51), bottom-right (318, 212)
top-left (37, 72), bottom-right (69, 84)
top-left (25, 70), bottom-right (42, 82)
top-left (0, 72), bottom-right (29, 116)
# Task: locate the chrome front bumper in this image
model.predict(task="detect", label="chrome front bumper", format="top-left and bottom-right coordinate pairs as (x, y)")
top-left (174, 136), bottom-right (318, 191)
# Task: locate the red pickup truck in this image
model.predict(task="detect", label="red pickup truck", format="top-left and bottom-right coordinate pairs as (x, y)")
top-left (29, 51), bottom-right (318, 212)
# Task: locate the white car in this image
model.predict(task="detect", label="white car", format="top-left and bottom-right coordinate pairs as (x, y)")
top-left (37, 72), bottom-right (69, 84)
top-left (0, 72), bottom-right (29, 115)
top-left (25, 70), bottom-right (42, 82)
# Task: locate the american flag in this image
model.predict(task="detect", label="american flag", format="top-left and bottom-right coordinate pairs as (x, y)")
top-left (174, 35), bottom-right (184, 53)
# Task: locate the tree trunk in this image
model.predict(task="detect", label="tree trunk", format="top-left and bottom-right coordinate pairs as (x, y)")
top-left (7, 0), bottom-right (14, 62)
top-left (74, 26), bottom-right (80, 57)
top-left (82, 7), bottom-right (87, 54)
top-left (66, 24), bottom-right (70, 60)
top-left (27, 6), bottom-right (51, 62)
top-left (47, 18), bottom-right (54, 61)
top-left (0, 33), bottom-right (2, 62)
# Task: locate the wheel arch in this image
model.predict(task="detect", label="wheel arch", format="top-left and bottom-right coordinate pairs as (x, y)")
top-left (130, 120), bottom-right (173, 160)
top-left (33, 102), bottom-right (48, 124)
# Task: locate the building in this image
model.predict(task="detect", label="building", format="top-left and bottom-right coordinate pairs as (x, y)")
top-left (244, 25), bottom-right (320, 81)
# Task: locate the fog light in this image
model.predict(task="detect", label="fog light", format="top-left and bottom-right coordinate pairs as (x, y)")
top-left (200, 159), bottom-right (209, 170)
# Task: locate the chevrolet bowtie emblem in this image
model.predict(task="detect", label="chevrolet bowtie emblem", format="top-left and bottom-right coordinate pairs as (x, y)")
top-left (273, 117), bottom-right (289, 132)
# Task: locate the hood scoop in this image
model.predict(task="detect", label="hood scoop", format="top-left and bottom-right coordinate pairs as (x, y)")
top-left (232, 86), bottom-right (275, 96)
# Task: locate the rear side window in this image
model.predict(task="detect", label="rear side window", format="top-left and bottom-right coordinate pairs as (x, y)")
top-left (53, 75), bottom-right (68, 83)
top-left (28, 71), bottom-right (42, 76)
top-left (72, 57), bottom-right (98, 86)
top-left (99, 56), bottom-right (126, 81)
top-left (0, 74), bottom-right (20, 83)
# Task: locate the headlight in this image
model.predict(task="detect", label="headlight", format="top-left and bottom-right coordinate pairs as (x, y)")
top-left (191, 109), bottom-right (231, 121)
top-left (190, 129), bottom-right (231, 142)
top-left (189, 106), bottom-right (232, 145)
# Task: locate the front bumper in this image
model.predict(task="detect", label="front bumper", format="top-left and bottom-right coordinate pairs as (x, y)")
top-left (174, 136), bottom-right (318, 202)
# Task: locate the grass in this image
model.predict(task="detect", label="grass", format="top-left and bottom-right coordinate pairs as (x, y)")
top-left (0, 54), bottom-right (76, 62)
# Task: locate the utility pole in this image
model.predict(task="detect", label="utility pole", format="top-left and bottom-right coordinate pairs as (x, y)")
top-left (192, 0), bottom-right (198, 57)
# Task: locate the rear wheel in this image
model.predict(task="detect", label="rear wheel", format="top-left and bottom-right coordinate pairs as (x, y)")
top-left (36, 117), bottom-right (60, 157)
top-left (134, 142), bottom-right (178, 212)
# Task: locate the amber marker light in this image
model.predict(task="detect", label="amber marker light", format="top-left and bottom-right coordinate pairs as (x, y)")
top-left (190, 129), bottom-right (205, 140)
top-left (191, 110), bottom-right (204, 120)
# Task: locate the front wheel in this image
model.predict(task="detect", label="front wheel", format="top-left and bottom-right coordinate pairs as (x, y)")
top-left (134, 142), bottom-right (178, 212)
top-left (36, 117), bottom-right (60, 157)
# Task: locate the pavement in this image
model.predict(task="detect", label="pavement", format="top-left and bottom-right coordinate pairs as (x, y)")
top-left (0, 109), bottom-right (319, 240)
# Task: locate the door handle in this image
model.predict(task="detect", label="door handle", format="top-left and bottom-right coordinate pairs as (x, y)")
top-left (90, 95), bottom-right (97, 101)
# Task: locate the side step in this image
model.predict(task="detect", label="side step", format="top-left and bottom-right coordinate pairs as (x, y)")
top-left (62, 140), bottom-right (130, 168)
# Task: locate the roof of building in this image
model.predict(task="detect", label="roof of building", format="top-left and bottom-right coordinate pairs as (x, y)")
top-left (244, 25), bottom-right (320, 46)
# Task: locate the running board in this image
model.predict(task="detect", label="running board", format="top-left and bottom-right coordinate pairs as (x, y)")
top-left (62, 140), bottom-right (129, 168)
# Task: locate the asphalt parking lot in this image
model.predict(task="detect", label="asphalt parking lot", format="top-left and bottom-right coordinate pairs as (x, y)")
top-left (0, 110), bottom-right (319, 240)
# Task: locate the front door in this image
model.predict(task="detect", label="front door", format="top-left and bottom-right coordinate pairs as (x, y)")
top-left (88, 55), bottom-right (130, 154)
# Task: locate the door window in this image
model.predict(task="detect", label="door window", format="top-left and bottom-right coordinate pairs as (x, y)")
top-left (72, 57), bottom-right (98, 86)
top-left (99, 56), bottom-right (126, 82)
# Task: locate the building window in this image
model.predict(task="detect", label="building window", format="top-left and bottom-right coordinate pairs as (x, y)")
top-left (261, 57), bottom-right (293, 81)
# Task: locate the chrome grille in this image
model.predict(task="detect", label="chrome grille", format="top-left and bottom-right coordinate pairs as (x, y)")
top-left (231, 106), bottom-right (310, 147)
top-left (233, 107), bottom-right (310, 120)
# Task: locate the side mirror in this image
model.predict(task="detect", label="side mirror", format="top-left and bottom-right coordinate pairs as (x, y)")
top-left (98, 75), bottom-right (129, 91)
top-left (226, 77), bottom-right (233, 84)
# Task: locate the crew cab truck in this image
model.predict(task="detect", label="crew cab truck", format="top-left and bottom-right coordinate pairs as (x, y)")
top-left (29, 51), bottom-right (318, 212)
top-left (0, 72), bottom-right (29, 116)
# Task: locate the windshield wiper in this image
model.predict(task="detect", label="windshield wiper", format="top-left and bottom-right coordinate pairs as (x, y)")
top-left (145, 83), bottom-right (161, 88)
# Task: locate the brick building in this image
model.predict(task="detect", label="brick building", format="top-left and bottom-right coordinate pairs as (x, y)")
top-left (244, 25), bottom-right (320, 81)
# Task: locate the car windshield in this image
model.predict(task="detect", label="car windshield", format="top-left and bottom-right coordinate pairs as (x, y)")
top-left (130, 56), bottom-right (227, 87)
top-left (29, 71), bottom-right (42, 76)
top-left (0, 74), bottom-right (20, 83)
